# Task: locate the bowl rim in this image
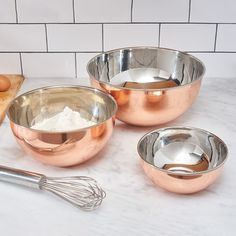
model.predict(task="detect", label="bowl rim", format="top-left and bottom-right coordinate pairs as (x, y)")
top-left (7, 85), bottom-right (118, 134)
top-left (86, 46), bottom-right (206, 91)
top-left (137, 126), bottom-right (228, 176)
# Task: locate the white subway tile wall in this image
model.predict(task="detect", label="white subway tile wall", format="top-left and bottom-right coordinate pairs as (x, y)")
top-left (132, 0), bottom-right (189, 22)
top-left (17, 0), bottom-right (73, 23)
top-left (76, 53), bottom-right (99, 77)
top-left (193, 53), bottom-right (236, 78)
top-left (22, 53), bottom-right (75, 77)
top-left (0, 24), bottom-right (46, 52)
top-left (216, 24), bottom-right (236, 51)
top-left (160, 24), bottom-right (216, 51)
top-left (0, 0), bottom-right (236, 77)
top-left (0, 0), bottom-right (16, 23)
top-left (104, 24), bottom-right (159, 51)
top-left (74, 0), bottom-right (131, 23)
top-left (191, 0), bottom-right (236, 23)
top-left (0, 53), bottom-right (21, 74)
top-left (47, 24), bottom-right (102, 52)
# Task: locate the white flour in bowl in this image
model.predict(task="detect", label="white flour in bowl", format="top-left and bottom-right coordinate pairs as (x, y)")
top-left (31, 106), bottom-right (96, 131)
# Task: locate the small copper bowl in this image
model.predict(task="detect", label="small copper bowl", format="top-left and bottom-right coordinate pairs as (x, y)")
top-left (87, 47), bottom-right (205, 126)
top-left (137, 127), bottom-right (228, 194)
top-left (7, 86), bottom-right (117, 167)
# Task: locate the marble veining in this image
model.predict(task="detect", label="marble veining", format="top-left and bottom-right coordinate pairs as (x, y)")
top-left (0, 77), bottom-right (235, 236)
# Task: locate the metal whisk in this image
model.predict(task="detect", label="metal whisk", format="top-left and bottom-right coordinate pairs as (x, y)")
top-left (0, 165), bottom-right (106, 211)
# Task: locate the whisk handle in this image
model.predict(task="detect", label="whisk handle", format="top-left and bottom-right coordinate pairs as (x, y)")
top-left (0, 165), bottom-right (45, 189)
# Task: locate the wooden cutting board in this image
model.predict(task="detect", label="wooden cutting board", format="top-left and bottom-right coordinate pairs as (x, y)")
top-left (0, 75), bottom-right (24, 126)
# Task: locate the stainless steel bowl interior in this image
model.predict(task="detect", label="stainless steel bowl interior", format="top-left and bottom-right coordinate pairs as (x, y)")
top-left (87, 47), bottom-right (205, 89)
top-left (7, 86), bottom-right (117, 130)
top-left (138, 127), bottom-right (228, 174)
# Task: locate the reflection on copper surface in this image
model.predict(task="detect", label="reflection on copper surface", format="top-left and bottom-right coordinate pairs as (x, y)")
top-left (122, 80), bottom-right (179, 89)
top-left (87, 47), bottom-right (205, 126)
top-left (91, 123), bottom-right (106, 138)
top-left (91, 79), bottom-right (201, 126)
top-left (141, 160), bottom-right (223, 194)
top-left (11, 120), bottom-right (114, 166)
top-left (137, 127), bottom-right (228, 194)
top-left (145, 90), bottom-right (164, 104)
top-left (163, 155), bottom-right (209, 172)
top-left (110, 89), bottom-right (130, 106)
top-left (7, 86), bottom-right (117, 167)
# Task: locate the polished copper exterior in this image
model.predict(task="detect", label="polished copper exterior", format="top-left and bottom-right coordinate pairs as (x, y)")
top-left (7, 86), bottom-right (117, 167)
top-left (87, 47), bottom-right (205, 126)
top-left (137, 127), bottom-right (228, 194)
top-left (141, 160), bottom-right (223, 194)
top-left (91, 79), bottom-right (201, 126)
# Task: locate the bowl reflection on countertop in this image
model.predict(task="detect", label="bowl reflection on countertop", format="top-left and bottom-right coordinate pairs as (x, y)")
top-left (87, 47), bottom-right (205, 126)
top-left (7, 86), bottom-right (117, 167)
top-left (137, 127), bottom-right (228, 194)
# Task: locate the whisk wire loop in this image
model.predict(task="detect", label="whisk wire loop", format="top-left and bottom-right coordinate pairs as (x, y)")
top-left (41, 176), bottom-right (106, 210)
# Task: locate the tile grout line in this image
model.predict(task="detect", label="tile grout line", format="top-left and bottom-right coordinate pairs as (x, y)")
top-left (74, 53), bottom-right (78, 78)
top-left (102, 24), bottom-right (104, 52)
top-left (131, 0), bottom-right (134, 23)
top-left (44, 24), bottom-right (49, 52)
top-left (188, 0), bottom-right (192, 23)
top-left (19, 53), bottom-right (23, 75)
top-left (72, 0), bottom-right (76, 23)
top-left (158, 24), bottom-right (161, 47)
top-left (1, 51), bottom-right (236, 54)
top-left (14, 0), bottom-right (18, 23)
top-left (1, 22), bottom-right (236, 25)
top-left (214, 24), bottom-right (218, 52)
top-left (0, 51), bottom-right (103, 53)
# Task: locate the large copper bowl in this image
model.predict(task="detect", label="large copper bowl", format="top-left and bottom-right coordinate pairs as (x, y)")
top-left (87, 47), bottom-right (205, 126)
top-left (137, 127), bottom-right (228, 194)
top-left (7, 86), bottom-right (117, 167)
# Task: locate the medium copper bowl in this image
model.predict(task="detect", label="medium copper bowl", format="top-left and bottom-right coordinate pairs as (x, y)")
top-left (137, 127), bottom-right (228, 194)
top-left (7, 86), bottom-right (117, 167)
top-left (87, 47), bottom-right (205, 126)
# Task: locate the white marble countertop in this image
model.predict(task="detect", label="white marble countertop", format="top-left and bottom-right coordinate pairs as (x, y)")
top-left (0, 77), bottom-right (235, 236)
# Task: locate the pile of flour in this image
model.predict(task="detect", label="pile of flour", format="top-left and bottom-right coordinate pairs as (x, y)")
top-left (31, 106), bottom-right (96, 131)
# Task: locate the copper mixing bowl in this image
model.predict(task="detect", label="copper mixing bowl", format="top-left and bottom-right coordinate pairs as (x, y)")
top-left (137, 127), bottom-right (228, 194)
top-left (7, 86), bottom-right (117, 167)
top-left (87, 47), bottom-right (205, 126)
